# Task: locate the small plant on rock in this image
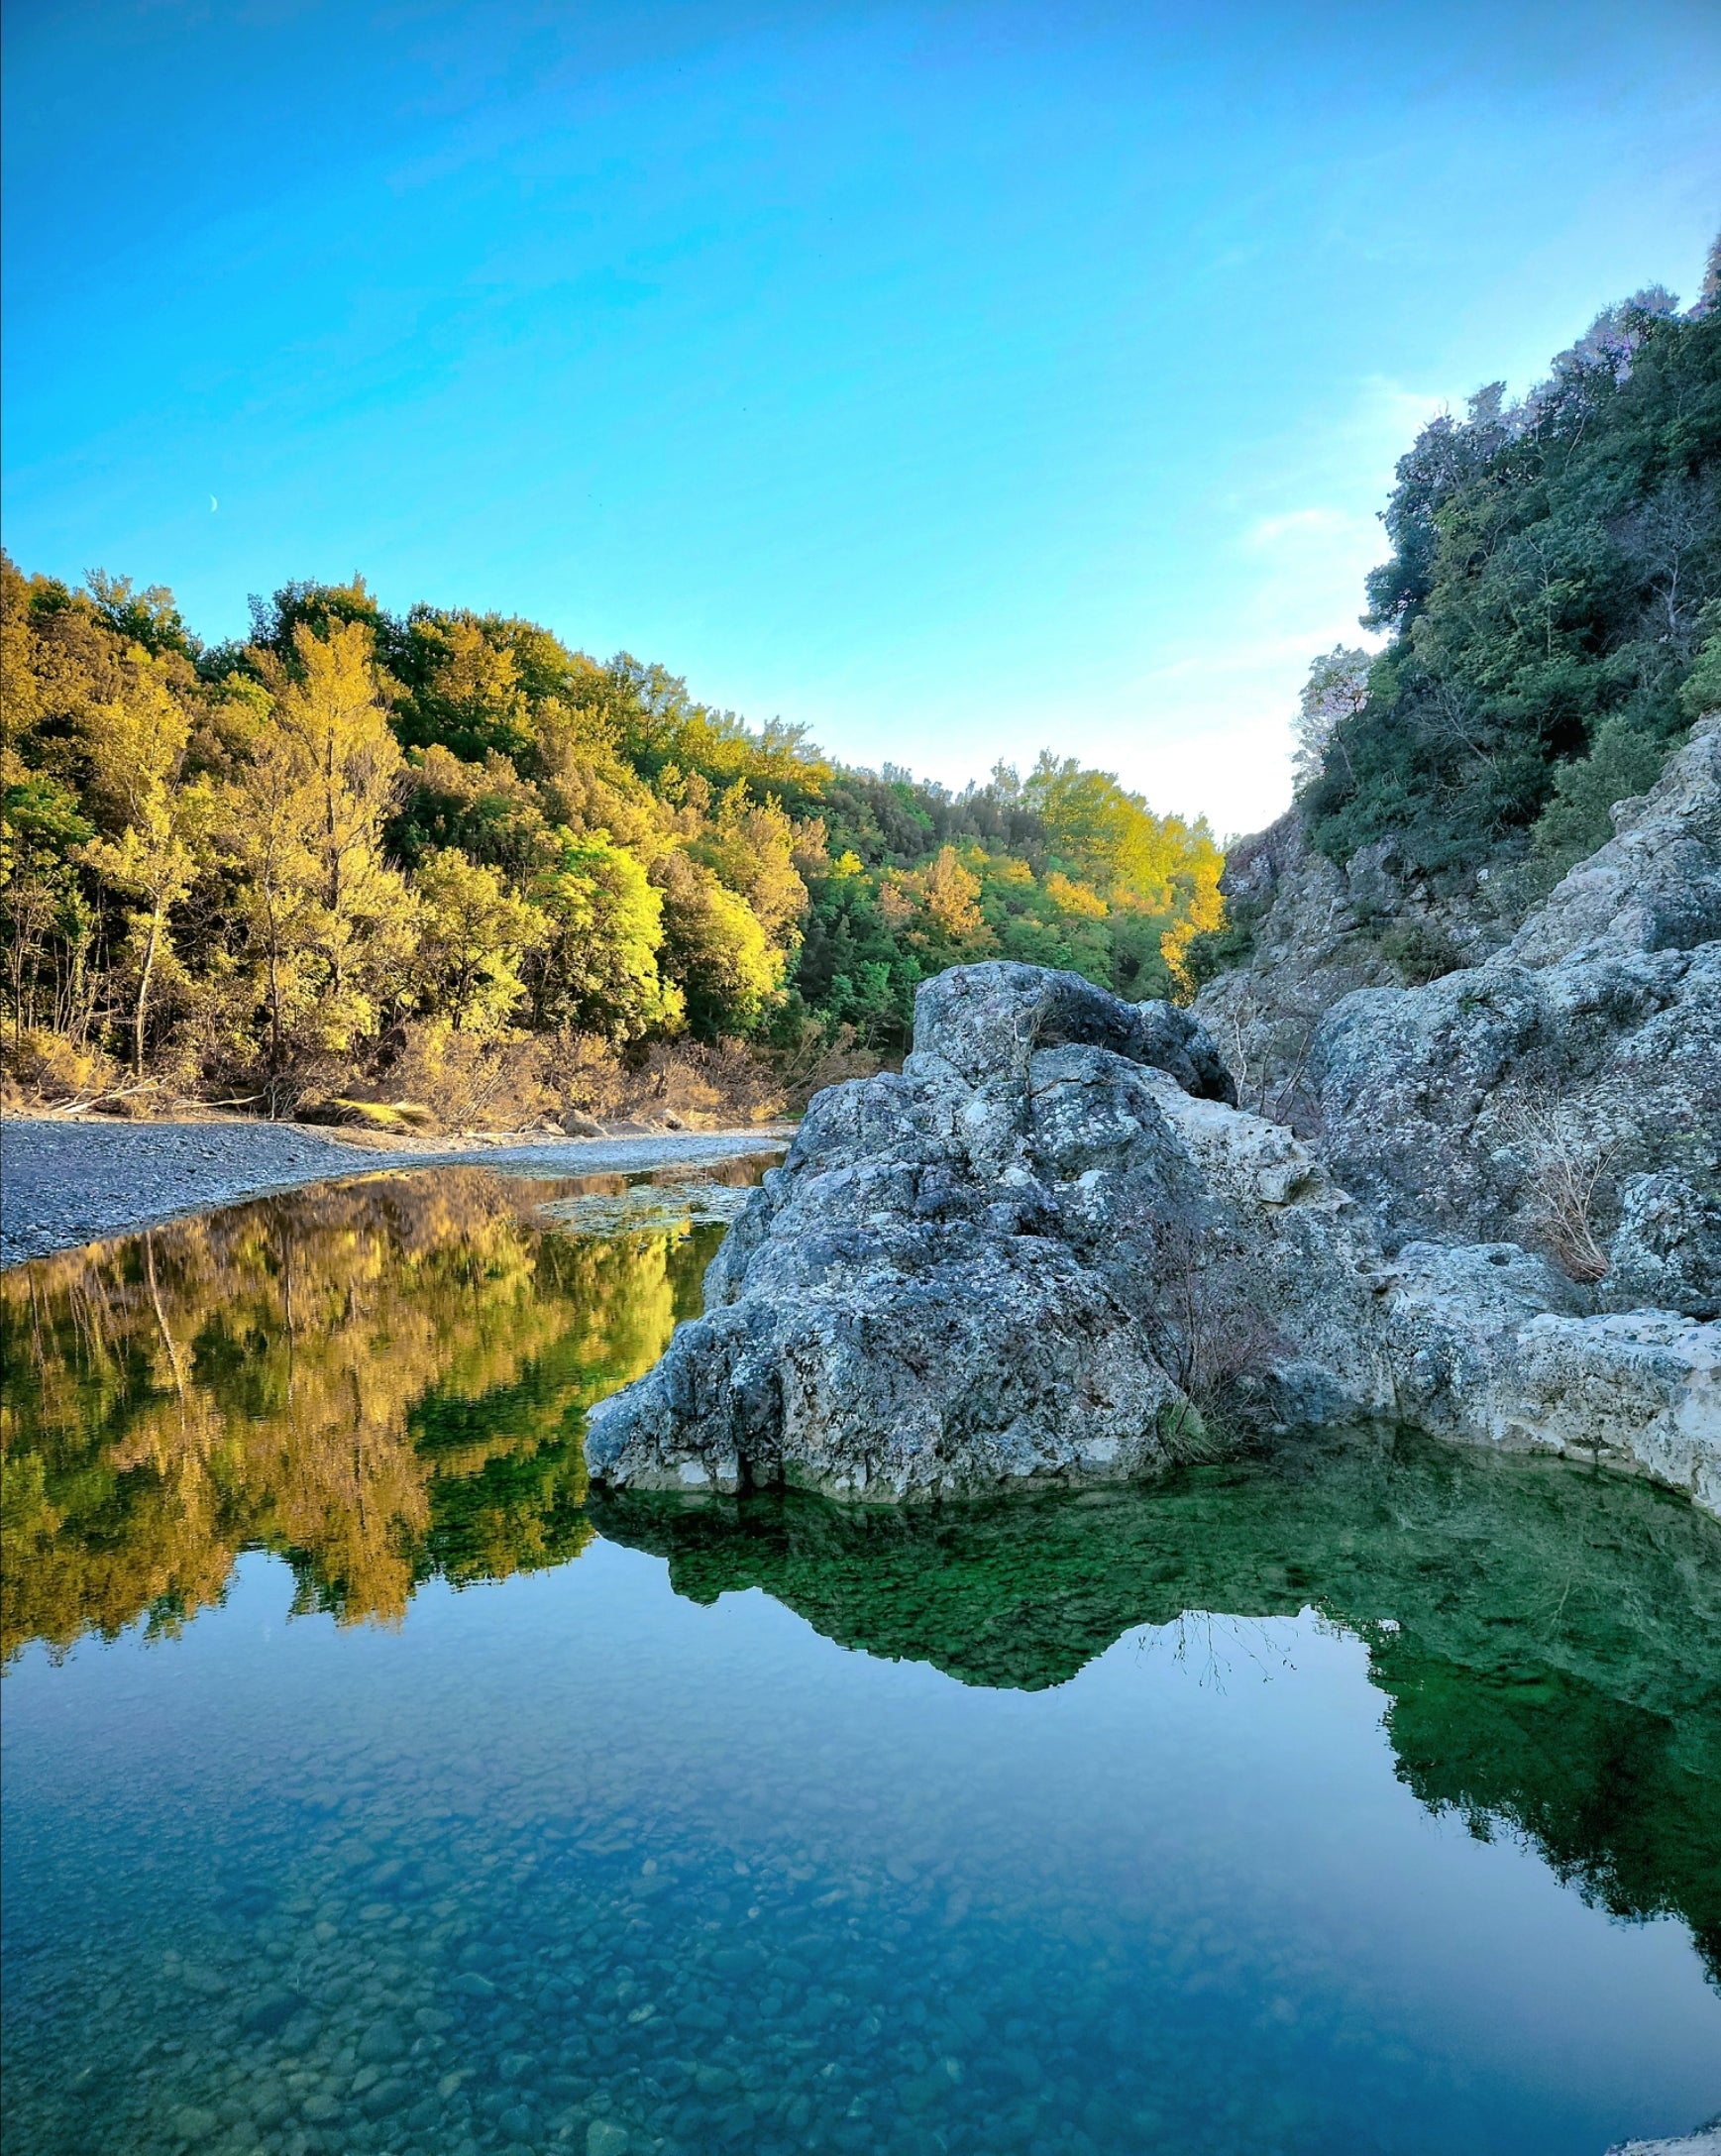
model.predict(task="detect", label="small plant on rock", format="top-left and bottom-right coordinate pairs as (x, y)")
top-left (1141, 1216), bottom-right (1289, 1438)
top-left (1497, 1090), bottom-right (1622, 1283)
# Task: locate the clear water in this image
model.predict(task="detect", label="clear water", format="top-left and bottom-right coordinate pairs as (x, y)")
top-left (3, 1166), bottom-right (1719, 2156)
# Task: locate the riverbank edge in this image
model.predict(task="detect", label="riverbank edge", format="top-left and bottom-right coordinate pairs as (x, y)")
top-left (0, 1115), bottom-right (792, 1268)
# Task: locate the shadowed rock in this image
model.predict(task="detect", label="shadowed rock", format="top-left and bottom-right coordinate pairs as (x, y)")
top-left (1214, 716), bottom-right (1721, 1315)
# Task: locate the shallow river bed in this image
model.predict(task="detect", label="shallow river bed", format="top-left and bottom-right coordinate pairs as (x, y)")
top-left (3, 1164), bottom-right (1719, 2156)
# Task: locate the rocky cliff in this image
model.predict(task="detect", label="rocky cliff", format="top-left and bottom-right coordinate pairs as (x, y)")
top-left (1200, 714), bottom-right (1721, 1313)
top-left (1310, 716), bottom-right (1721, 1312)
top-left (588, 721), bottom-right (1721, 1516)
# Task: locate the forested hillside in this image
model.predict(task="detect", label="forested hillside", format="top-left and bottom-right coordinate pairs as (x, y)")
top-left (0, 557), bottom-right (1222, 1119)
top-left (12, 252), bottom-right (1712, 1125)
top-left (1299, 254), bottom-right (1721, 888)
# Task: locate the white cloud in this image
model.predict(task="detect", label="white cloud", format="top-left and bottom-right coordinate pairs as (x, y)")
top-left (1241, 504), bottom-right (1363, 551)
top-left (1088, 372), bottom-right (1469, 833)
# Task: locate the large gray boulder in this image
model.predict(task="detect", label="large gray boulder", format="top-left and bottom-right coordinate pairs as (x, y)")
top-left (908, 961), bottom-right (1237, 1099)
top-left (587, 958), bottom-right (1720, 1512)
top-left (587, 964), bottom-right (1392, 1499)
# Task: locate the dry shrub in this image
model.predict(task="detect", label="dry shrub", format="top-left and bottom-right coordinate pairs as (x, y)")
top-left (1142, 1217), bottom-right (1289, 1435)
top-left (370, 1024), bottom-right (561, 1133)
top-left (774, 1020), bottom-right (885, 1111)
top-left (253, 1057), bottom-right (359, 1124)
top-left (1, 1028), bottom-right (127, 1113)
top-left (616, 1037), bottom-right (788, 1128)
top-left (1, 1013), bottom-right (811, 1135)
top-left (1498, 1091), bottom-right (1621, 1283)
top-left (309, 1099), bottom-right (439, 1134)
top-left (367, 1023), bottom-right (795, 1134)
top-left (1213, 989), bottom-right (1321, 1132)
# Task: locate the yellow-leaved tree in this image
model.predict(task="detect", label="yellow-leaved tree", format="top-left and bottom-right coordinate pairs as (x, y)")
top-left (223, 622), bottom-right (417, 1063)
top-left (75, 665), bottom-right (214, 1075)
top-left (531, 828), bottom-right (683, 1041)
top-left (655, 850), bottom-right (783, 1036)
top-left (1022, 753), bottom-right (1223, 993)
top-left (410, 847), bottom-right (551, 1031)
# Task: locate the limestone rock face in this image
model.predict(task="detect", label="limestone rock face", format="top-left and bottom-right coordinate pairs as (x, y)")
top-left (1607, 1172), bottom-right (1721, 1318)
top-left (1504, 1314), bottom-right (1721, 1514)
top-left (1192, 809), bottom-right (1514, 1125)
top-left (1311, 946), bottom-right (1718, 1264)
top-left (1502, 712), bottom-right (1721, 965)
top-left (1309, 718), bottom-right (1721, 1315)
top-left (1381, 1243), bottom-right (1720, 1513)
top-left (586, 964), bottom-right (1389, 1499)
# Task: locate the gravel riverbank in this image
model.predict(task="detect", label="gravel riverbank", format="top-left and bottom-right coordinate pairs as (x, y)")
top-left (0, 1116), bottom-right (790, 1267)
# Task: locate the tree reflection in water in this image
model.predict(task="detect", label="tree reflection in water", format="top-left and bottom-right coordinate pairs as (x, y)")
top-left (0, 1167), bottom-right (730, 1654)
top-left (6, 1172), bottom-right (1720, 1997)
top-left (594, 1446), bottom-right (1721, 1987)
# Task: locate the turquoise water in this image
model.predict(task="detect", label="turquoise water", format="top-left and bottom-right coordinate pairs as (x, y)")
top-left (3, 1168), bottom-right (1720, 2156)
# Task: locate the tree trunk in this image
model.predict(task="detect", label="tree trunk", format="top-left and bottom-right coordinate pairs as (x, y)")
top-left (134, 905), bottom-right (163, 1079)
top-left (267, 920), bottom-right (283, 1069)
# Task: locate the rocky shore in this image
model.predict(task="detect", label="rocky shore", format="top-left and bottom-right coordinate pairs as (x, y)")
top-left (0, 1119), bottom-right (789, 1269)
top-left (589, 719), bottom-right (1721, 1515)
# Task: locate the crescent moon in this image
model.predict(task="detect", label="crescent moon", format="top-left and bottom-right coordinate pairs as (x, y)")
top-left (210, 495), bottom-right (218, 511)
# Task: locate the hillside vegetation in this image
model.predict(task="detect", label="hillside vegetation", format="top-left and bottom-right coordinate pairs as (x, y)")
top-left (0, 560), bottom-right (1221, 1121)
top-left (11, 251), bottom-right (1713, 1124)
top-left (1300, 249), bottom-right (1721, 890)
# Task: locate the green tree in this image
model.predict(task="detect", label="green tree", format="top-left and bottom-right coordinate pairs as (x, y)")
top-left (1307, 290), bottom-right (1720, 873)
top-left (411, 847), bottom-right (551, 1032)
top-left (656, 850), bottom-right (783, 1036)
top-left (1, 549), bottom-right (1239, 1082)
top-left (531, 828), bottom-right (681, 1041)
top-left (394, 613), bottom-right (536, 765)
top-left (1, 777), bottom-right (95, 1043)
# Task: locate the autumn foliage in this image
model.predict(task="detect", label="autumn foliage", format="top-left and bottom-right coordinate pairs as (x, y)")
top-left (1, 560), bottom-right (1223, 1116)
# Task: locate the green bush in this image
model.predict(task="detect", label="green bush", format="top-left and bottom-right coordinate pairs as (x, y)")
top-left (1306, 281), bottom-right (1720, 876)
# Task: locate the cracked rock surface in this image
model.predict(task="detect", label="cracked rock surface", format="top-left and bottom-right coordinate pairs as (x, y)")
top-left (589, 964), bottom-right (1386, 1498)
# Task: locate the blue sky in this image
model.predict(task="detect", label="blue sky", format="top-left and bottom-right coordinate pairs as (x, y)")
top-left (4, 1), bottom-right (1717, 834)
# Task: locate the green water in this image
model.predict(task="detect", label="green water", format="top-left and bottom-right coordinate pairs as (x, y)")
top-left (3, 1166), bottom-right (1719, 2156)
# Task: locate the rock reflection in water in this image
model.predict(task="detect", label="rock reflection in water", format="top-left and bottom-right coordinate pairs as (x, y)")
top-left (3, 1169), bottom-right (1720, 2156)
top-left (595, 1440), bottom-right (1721, 1988)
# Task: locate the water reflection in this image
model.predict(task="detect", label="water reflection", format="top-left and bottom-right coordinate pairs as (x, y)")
top-left (4, 1171), bottom-right (1721, 2154)
top-left (0, 1165), bottom-right (765, 1654)
top-left (597, 1449), bottom-right (1721, 1989)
